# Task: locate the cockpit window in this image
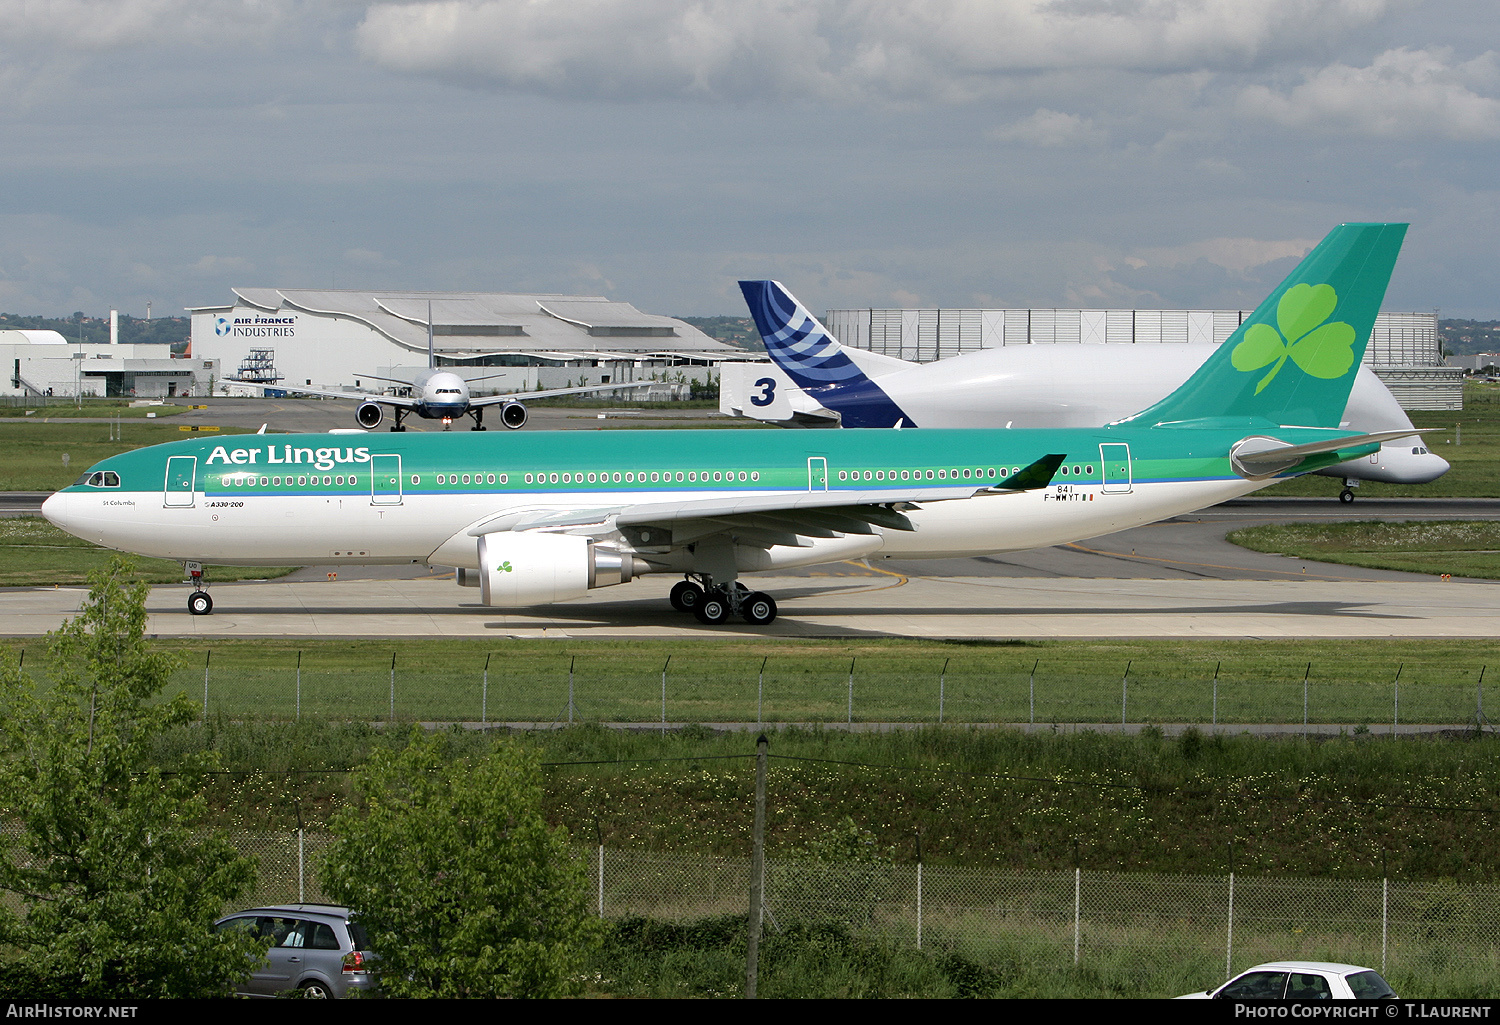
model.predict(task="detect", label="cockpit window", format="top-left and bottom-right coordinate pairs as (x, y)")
top-left (79, 471), bottom-right (120, 488)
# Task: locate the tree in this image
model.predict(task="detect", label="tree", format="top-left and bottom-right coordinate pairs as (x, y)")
top-left (0, 556), bottom-right (262, 998)
top-left (321, 730), bottom-right (603, 998)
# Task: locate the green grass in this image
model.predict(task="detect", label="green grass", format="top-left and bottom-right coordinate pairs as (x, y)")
top-left (1, 637), bottom-right (1489, 724)
top-left (129, 718), bottom-right (1500, 879)
top-left (0, 518), bottom-right (295, 587)
top-left (1229, 520), bottom-right (1500, 578)
top-left (0, 420), bottom-right (254, 491)
top-left (4, 636), bottom-right (1494, 726)
top-left (0, 398), bottom-right (188, 418)
top-left (1264, 381), bottom-right (1500, 498)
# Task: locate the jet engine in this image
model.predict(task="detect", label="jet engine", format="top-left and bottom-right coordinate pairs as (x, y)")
top-left (355, 402), bottom-right (384, 429)
top-left (499, 401), bottom-right (528, 429)
top-left (476, 532), bottom-right (648, 606)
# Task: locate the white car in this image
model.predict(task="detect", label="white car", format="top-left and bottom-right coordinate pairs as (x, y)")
top-left (1177, 961), bottom-right (1398, 1000)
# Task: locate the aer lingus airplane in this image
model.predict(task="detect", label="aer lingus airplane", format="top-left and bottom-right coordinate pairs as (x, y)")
top-left (46, 223), bottom-right (1412, 626)
top-left (729, 278), bottom-right (1447, 502)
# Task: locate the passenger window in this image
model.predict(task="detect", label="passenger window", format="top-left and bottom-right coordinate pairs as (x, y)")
top-left (280, 921), bottom-right (307, 949)
top-left (309, 923), bottom-right (341, 951)
top-left (1217, 971), bottom-right (1287, 1000)
top-left (1287, 974), bottom-right (1332, 1000)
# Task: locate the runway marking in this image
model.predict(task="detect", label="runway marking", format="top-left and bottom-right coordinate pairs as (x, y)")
top-left (841, 560), bottom-right (909, 592)
top-left (1062, 541), bottom-right (1356, 581)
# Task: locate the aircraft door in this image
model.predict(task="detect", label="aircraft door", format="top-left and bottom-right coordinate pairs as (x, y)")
top-left (807, 457), bottom-right (828, 492)
top-left (371, 454), bottom-right (402, 505)
top-left (163, 456), bottom-right (196, 507)
top-left (1099, 443), bottom-right (1132, 494)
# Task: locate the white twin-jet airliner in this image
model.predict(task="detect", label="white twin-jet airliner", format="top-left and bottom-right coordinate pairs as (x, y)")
top-left (49, 224), bottom-right (1418, 626)
top-left (227, 302), bottom-right (652, 431)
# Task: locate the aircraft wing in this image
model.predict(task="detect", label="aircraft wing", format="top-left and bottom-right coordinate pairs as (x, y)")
top-left (222, 378), bottom-right (420, 410)
top-left (464, 453), bottom-right (1066, 550)
top-left (469, 381), bottom-right (657, 407)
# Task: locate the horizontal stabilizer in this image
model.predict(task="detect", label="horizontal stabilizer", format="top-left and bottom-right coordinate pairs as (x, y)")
top-left (1230, 429), bottom-right (1439, 480)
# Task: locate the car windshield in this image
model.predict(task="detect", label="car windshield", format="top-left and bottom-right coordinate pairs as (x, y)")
top-left (1345, 971), bottom-right (1396, 999)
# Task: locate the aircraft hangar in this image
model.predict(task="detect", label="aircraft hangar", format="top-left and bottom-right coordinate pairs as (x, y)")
top-left (189, 288), bottom-right (753, 399)
top-left (822, 307), bottom-right (1463, 410)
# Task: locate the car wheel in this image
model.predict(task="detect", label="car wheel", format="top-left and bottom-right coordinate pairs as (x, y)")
top-left (299, 980), bottom-right (333, 999)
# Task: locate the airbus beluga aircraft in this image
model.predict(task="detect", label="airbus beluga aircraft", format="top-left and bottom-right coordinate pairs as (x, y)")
top-left (228, 303), bottom-right (651, 431)
top-left (728, 283), bottom-right (1448, 503)
top-left (48, 224), bottom-right (1418, 625)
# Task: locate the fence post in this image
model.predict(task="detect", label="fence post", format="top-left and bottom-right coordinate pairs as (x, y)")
top-left (1381, 852), bottom-right (1389, 974)
top-left (598, 844), bottom-right (605, 918)
top-left (758, 656), bottom-right (767, 726)
top-left (1225, 842), bottom-right (1236, 981)
top-left (569, 655), bottom-right (576, 725)
top-left (1030, 659), bottom-right (1037, 726)
top-left (1212, 661), bottom-right (1220, 727)
top-left (1121, 660), bottom-right (1131, 730)
top-left (938, 658), bottom-right (948, 725)
top-left (1073, 866), bottom-right (1081, 966)
top-left (296, 650), bottom-right (302, 721)
top-left (482, 653), bottom-right (490, 725)
top-left (915, 831), bottom-right (924, 950)
top-left (1479, 666), bottom-right (1486, 726)
top-left (1302, 662), bottom-right (1310, 736)
top-left (847, 658), bottom-right (855, 725)
top-left (661, 656), bottom-right (670, 736)
top-left (389, 652), bottom-right (396, 722)
top-left (747, 734), bottom-right (768, 999)
top-left (203, 649), bottom-right (211, 721)
top-left (1393, 663), bottom-right (1402, 734)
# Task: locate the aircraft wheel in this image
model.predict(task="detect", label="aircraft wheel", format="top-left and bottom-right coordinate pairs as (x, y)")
top-left (1339, 488), bottom-right (1355, 504)
top-left (741, 592), bottom-right (777, 626)
top-left (473, 424), bottom-right (487, 432)
top-left (693, 592), bottom-right (731, 625)
top-left (669, 580), bottom-right (703, 613)
top-left (187, 592), bottom-right (213, 616)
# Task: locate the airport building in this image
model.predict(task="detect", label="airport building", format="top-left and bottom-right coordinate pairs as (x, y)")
top-left (189, 288), bottom-right (751, 398)
top-left (823, 307), bottom-right (1462, 410)
top-left (2, 329), bottom-right (217, 400)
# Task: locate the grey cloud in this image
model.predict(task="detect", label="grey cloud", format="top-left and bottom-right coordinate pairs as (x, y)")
top-left (353, 0), bottom-right (1402, 104)
top-left (1238, 47), bottom-right (1500, 140)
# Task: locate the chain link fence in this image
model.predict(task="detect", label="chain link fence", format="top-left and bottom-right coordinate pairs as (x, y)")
top-left (226, 831), bottom-right (1500, 985)
top-left (84, 652), bottom-right (1499, 727)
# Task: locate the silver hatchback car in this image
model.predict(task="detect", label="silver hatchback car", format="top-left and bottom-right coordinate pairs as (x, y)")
top-left (214, 904), bottom-right (377, 998)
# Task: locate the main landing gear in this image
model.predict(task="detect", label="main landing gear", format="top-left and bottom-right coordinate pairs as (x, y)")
top-left (670, 576), bottom-right (778, 626)
top-left (186, 562), bottom-right (213, 616)
top-left (468, 407), bottom-right (488, 431)
top-left (1339, 477), bottom-right (1359, 504)
top-left (391, 408), bottom-right (409, 432)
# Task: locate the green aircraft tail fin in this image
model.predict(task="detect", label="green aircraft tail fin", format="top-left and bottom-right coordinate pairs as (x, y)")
top-left (1116, 223), bottom-right (1407, 429)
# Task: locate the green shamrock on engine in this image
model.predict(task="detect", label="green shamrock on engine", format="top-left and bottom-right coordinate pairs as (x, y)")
top-left (1231, 282), bottom-right (1357, 394)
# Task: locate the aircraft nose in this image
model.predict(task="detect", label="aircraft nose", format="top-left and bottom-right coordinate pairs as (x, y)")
top-left (41, 490), bottom-right (67, 529)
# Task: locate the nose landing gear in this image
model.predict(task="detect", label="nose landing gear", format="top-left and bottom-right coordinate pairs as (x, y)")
top-left (186, 561), bottom-right (213, 615)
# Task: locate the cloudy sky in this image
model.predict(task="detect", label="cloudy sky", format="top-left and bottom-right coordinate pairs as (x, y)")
top-left (1, 1), bottom-right (1496, 320)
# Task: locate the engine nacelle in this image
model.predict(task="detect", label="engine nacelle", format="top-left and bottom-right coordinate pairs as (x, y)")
top-left (499, 401), bottom-right (528, 429)
top-left (355, 402), bottom-right (384, 429)
top-left (476, 532), bottom-right (647, 607)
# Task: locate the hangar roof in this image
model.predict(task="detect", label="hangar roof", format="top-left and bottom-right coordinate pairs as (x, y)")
top-left (190, 288), bottom-right (748, 363)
